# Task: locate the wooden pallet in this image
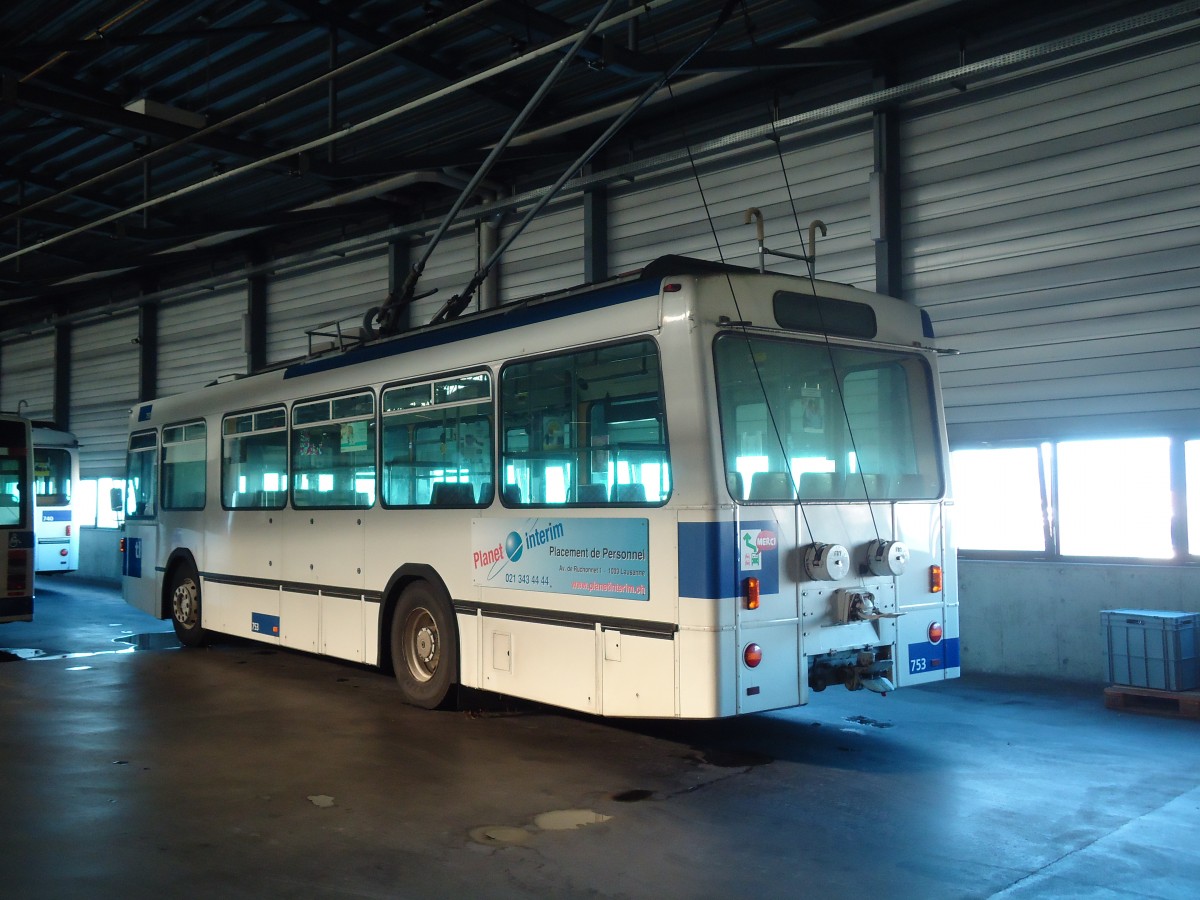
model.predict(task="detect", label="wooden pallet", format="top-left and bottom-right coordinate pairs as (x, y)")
top-left (1104, 684), bottom-right (1200, 720)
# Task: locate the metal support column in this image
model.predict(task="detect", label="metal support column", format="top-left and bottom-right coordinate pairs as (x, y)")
top-left (871, 70), bottom-right (903, 299)
top-left (138, 301), bottom-right (158, 403)
top-left (386, 238), bottom-right (411, 333)
top-left (583, 161), bottom-right (609, 284)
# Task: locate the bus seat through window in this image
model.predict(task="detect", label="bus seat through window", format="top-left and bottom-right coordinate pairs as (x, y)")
top-left (575, 483), bottom-right (607, 503)
top-left (611, 483), bottom-right (646, 503)
top-left (431, 482), bottom-right (474, 506)
top-left (750, 471), bottom-right (795, 501)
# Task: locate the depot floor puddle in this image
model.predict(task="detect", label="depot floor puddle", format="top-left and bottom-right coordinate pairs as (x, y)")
top-left (1, 631), bottom-right (180, 663)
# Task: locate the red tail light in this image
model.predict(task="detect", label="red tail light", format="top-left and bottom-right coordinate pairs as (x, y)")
top-left (928, 621), bottom-right (944, 644)
top-left (119, 538), bottom-right (126, 553)
top-left (743, 643), bottom-right (763, 668)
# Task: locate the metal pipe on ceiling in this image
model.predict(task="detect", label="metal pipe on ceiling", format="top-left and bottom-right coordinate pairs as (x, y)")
top-left (4, 0), bottom-right (1199, 337)
top-left (0, 0), bottom-right (682, 266)
top-left (0, 0), bottom-right (507, 231)
top-left (507, 0), bottom-right (969, 147)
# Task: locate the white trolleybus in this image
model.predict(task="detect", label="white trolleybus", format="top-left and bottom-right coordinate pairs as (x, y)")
top-left (31, 424), bottom-right (80, 574)
top-left (1, 413), bottom-right (35, 624)
top-left (120, 255), bottom-right (958, 717)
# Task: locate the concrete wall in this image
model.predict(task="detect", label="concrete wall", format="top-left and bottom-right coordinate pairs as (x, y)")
top-left (79, 527), bottom-right (122, 584)
top-left (960, 560), bottom-right (1200, 684)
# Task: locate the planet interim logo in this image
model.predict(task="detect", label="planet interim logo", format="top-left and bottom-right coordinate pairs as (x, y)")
top-left (473, 522), bottom-right (564, 582)
top-left (504, 531), bottom-right (523, 563)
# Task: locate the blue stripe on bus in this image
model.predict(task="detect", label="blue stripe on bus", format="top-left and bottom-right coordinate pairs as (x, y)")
top-left (907, 637), bottom-right (960, 671)
top-left (251, 612), bottom-right (280, 636)
top-left (283, 277), bottom-right (661, 379)
top-left (122, 537), bottom-right (142, 577)
top-left (677, 521), bottom-right (780, 600)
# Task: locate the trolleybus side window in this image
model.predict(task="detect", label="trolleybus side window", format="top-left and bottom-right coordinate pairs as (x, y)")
top-left (222, 407), bottom-right (287, 510)
top-left (124, 430), bottom-right (158, 519)
top-left (714, 334), bottom-right (942, 503)
top-left (291, 391), bottom-right (376, 509)
top-left (500, 339), bottom-right (669, 506)
top-left (381, 372), bottom-right (491, 508)
top-left (161, 420), bottom-right (207, 510)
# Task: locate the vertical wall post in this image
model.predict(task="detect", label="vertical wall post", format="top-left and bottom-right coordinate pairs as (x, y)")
top-left (583, 161), bottom-right (608, 284)
top-left (138, 302), bottom-right (158, 402)
top-left (871, 69), bottom-right (903, 298)
top-left (387, 238), bottom-right (411, 333)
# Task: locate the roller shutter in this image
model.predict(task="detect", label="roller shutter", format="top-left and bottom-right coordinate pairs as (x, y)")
top-left (158, 286), bottom-right (246, 397)
top-left (500, 201), bottom-right (585, 300)
top-left (266, 250), bottom-right (388, 365)
top-left (904, 42), bottom-right (1200, 443)
top-left (408, 228), bottom-right (478, 327)
top-left (0, 334), bottom-right (54, 420)
top-left (609, 127), bottom-right (876, 287)
top-left (71, 315), bottom-right (139, 477)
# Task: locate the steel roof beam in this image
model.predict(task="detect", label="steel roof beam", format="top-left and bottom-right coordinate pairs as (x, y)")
top-left (270, 0), bottom-right (525, 113)
top-left (7, 22), bottom-right (312, 57)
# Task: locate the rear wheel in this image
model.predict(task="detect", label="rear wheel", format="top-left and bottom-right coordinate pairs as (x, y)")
top-left (169, 563), bottom-right (207, 647)
top-left (390, 582), bottom-right (457, 709)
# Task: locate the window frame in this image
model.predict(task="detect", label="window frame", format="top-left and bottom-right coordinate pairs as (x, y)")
top-left (221, 405), bottom-right (289, 511)
top-left (952, 435), bottom-right (1197, 565)
top-left (290, 388), bottom-right (377, 511)
top-left (124, 429), bottom-right (159, 520)
top-left (379, 369), bottom-right (493, 510)
top-left (498, 337), bottom-right (671, 509)
top-left (160, 419), bottom-right (208, 511)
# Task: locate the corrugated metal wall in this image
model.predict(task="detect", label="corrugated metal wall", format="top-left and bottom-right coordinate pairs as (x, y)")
top-left (266, 250), bottom-right (389, 365)
top-left (409, 228), bottom-right (478, 326)
top-left (0, 334), bottom-right (54, 420)
top-left (71, 315), bottom-right (139, 477)
top-left (905, 42), bottom-right (1200, 443)
top-left (609, 127), bottom-right (876, 287)
top-left (158, 286), bottom-right (247, 397)
top-left (500, 201), bottom-right (585, 299)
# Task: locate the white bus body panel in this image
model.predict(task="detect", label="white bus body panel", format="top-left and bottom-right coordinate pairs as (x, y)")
top-left (118, 259), bottom-right (957, 718)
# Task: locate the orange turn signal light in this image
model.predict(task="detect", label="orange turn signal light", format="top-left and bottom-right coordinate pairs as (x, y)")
top-left (744, 576), bottom-right (760, 610)
top-left (929, 564), bottom-right (943, 593)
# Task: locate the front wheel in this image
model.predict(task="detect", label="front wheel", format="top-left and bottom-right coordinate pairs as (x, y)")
top-left (390, 582), bottom-right (457, 709)
top-left (169, 564), bottom-right (207, 647)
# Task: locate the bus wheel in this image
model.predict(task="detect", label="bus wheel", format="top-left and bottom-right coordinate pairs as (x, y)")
top-left (170, 565), bottom-right (207, 647)
top-left (390, 582), bottom-right (457, 709)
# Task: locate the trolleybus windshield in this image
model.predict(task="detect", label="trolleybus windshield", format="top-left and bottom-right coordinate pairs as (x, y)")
top-left (714, 333), bottom-right (943, 503)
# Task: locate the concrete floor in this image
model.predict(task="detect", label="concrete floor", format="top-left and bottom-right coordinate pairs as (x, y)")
top-left (1, 578), bottom-right (1198, 900)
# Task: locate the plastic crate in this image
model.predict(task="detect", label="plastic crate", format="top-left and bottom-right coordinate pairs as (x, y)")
top-left (1102, 609), bottom-right (1199, 692)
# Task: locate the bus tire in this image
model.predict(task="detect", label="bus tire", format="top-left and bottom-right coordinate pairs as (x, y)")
top-left (390, 582), bottom-right (457, 710)
top-left (169, 563), bottom-right (207, 648)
